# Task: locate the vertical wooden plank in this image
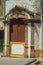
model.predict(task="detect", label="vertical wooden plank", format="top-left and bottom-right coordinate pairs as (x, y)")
top-left (10, 19), bottom-right (18, 42)
top-left (18, 19), bottom-right (25, 42)
top-left (6, 23), bottom-right (10, 56)
top-left (25, 22), bottom-right (28, 57)
top-left (31, 23), bottom-right (34, 47)
top-left (30, 23), bottom-right (35, 58)
top-left (10, 19), bottom-right (25, 42)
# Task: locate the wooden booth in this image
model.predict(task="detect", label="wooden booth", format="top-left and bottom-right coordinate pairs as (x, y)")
top-left (3, 5), bottom-right (42, 58)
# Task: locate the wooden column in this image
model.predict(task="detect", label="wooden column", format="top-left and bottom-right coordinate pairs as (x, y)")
top-left (25, 22), bottom-right (28, 57)
top-left (3, 23), bottom-right (8, 56)
top-left (3, 20), bottom-right (10, 56)
top-left (30, 23), bottom-right (35, 58)
top-left (6, 22), bottom-right (10, 56)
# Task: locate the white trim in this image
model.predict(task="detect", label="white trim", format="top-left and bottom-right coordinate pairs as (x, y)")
top-left (4, 23), bottom-right (8, 56)
top-left (28, 23), bottom-right (31, 57)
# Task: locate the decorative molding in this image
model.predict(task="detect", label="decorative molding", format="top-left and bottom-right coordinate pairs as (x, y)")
top-left (4, 5), bottom-right (41, 22)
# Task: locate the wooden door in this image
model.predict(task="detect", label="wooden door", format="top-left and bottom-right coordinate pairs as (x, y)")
top-left (10, 19), bottom-right (25, 57)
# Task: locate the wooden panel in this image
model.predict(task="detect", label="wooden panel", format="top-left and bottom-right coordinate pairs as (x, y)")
top-left (18, 19), bottom-right (25, 42)
top-left (30, 23), bottom-right (34, 58)
top-left (31, 23), bottom-right (34, 46)
top-left (10, 19), bottom-right (18, 42)
top-left (10, 19), bottom-right (25, 42)
top-left (25, 22), bottom-right (28, 57)
top-left (10, 42), bottom-right (25, 57)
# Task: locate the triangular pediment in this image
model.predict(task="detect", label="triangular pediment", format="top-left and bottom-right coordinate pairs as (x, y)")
top-left (4, 5), bottom-right (41, 23)
top-left (10, 5), bottom-right (34, 16)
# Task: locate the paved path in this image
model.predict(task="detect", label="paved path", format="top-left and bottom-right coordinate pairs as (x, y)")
top-left (0, 57), bottom-right (43, 65)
